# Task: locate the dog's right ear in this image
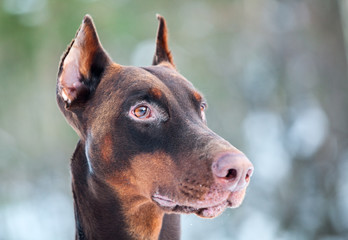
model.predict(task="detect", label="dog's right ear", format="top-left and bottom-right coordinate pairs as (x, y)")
top-left (57, 15), bottom-right (111, 108)
top-left (152, 14), bottom-right (175, 68)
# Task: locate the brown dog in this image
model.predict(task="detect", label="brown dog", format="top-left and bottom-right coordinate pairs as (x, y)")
top-left (56, 14), bottom-right (254, 240)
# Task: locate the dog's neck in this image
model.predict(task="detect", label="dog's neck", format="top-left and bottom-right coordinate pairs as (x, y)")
top-left (70, 141), bottom-right (181, 240)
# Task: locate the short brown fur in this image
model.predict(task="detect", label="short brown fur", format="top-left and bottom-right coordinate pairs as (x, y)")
top-left (56, 14), bottom-right (253, 240)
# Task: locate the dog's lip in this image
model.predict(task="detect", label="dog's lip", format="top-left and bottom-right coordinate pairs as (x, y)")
top-left (152, 194), bottom-right (177, 208)
top-left (152, 191), bottom-right (245, 218)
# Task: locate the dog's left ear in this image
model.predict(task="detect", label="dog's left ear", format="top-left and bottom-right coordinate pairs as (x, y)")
top-left (57, 15), bottom-right (111, 107)
top-left (152, 14), bottom-right (175, 68)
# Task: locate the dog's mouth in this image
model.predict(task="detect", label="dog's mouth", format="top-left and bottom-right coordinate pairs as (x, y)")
top-left (152, 190), bottom-right (246, 218)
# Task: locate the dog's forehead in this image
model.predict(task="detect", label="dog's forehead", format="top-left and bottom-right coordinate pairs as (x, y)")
top-left (105, 65), bottom-right (198, 101)
top-left (141, 65), bottom-right (193, 88)
top-left (140, 65), bottom-right (198, 98)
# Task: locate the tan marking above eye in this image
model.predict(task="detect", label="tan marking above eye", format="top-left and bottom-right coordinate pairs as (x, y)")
top-left (193, 91), bottom-right (203, 103)
top-left (149, 88), bottom-right (163, 99)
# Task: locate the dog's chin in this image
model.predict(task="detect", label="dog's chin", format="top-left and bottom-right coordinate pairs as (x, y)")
top-left (152, 189), bottom-right (246, 218)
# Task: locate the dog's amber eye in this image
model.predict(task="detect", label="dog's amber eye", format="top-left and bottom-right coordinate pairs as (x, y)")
top-left (200, 103), bottom-right (207, 112)
top-left (200, 103), bottom-right (207, 121)
top-left (134, 106), bottom-right (150, 118)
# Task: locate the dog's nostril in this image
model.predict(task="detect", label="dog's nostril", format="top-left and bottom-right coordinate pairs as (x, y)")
top-left (225, 169), bottom-right (237, 180)
top-left (245, 168), bottom-right (253, 182)
top-left (245, 172), bottom-right (250, 182)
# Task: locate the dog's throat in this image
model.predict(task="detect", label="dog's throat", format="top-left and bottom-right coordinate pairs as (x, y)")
top-left (71, 143), bottom-right (132, 239)
top-left (71, 142), bottom-right (176, 240)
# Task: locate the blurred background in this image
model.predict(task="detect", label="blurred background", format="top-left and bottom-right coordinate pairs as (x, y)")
top-left (1, 0), bottom-right (348, 239)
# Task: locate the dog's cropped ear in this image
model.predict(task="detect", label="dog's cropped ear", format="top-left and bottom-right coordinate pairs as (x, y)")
top-left (57, 14), bottom-right (111, 108)
top-left (152, 14), bottom-right (175, 68)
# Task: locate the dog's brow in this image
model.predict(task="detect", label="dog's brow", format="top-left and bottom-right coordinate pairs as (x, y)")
top-left (149, 87), bottom-right (163, 99)
top-left (192, 91), bottom-right (203, 103)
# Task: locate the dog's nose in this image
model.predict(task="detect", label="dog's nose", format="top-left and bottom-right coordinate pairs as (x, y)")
top-left (212, 153), bottom-right (254, 192)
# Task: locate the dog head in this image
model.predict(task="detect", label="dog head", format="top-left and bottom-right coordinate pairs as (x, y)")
top-left (57, 15), bottom-right (253, 222)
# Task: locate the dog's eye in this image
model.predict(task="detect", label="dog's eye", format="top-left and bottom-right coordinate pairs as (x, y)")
top-left (133, 106), bottom-right (151, 119)
top-left (200, 103), bottom-right (207, 121)
top-left (200, 103), bottom-right (207, 112)
top-left (129, 102), bottom-right (168, 122)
